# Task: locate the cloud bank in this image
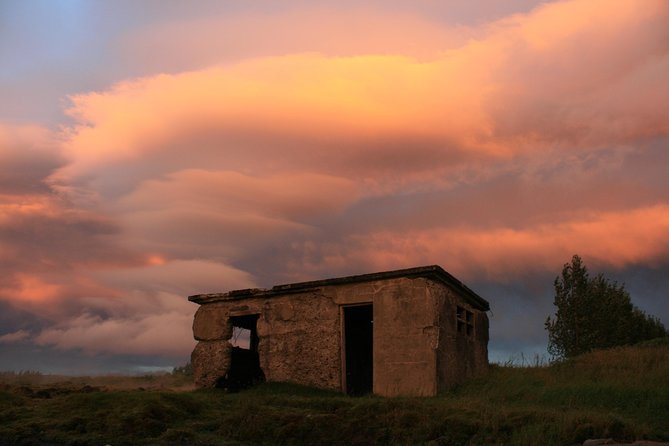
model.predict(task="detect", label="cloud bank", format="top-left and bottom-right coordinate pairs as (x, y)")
top-left (1, 0), bottom-right (668, 367)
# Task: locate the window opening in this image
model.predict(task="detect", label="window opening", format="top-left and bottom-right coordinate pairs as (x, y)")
top-left (457, 306), bottom-right (474, 336)
top-left (217, 314), bottom-right (265, 391)
top-left (229, 326), bottom-right (251, 349)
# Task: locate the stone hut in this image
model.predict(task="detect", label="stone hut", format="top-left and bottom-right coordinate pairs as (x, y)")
top-left (188, 265), bottom-right (490, 397)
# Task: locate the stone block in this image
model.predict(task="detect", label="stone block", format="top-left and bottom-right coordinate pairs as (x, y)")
top-left (193, 304), bottom-right (232, 341)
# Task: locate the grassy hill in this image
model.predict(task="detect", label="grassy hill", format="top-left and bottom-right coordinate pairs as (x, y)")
top-left (1, 341), bottom-right (668, 446)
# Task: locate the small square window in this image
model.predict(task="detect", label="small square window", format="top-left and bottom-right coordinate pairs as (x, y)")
top-left (456, 306), bottom-right (474, 337)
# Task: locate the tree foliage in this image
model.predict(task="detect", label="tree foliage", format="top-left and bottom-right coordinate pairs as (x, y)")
top-left (545, 255), bottom-right (667, 359)
top-left (171, 362), bottom-right (193, 377)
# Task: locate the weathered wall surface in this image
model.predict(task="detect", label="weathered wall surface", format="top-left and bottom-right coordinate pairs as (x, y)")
top-left (258, 292), bottom-right (341, 389)
top-left (429, 281), bottom-right (489, 393)
top-left (371, 277), bottom-right (438, 397)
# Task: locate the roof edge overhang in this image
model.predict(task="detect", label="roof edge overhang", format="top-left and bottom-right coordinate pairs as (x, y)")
top-left (188, 265), bottom-right (490, 311)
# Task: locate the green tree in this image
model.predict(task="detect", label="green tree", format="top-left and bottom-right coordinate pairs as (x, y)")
top-left (545, 255), bottom-right (667, 359)
top-left (172, 362), bottom-right (193, 377)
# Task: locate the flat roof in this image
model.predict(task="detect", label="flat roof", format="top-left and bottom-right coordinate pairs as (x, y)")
top-left (188, 265), bottom-right (490, 311)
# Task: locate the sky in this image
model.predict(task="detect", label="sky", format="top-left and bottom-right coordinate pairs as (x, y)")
top-left (1, 0), bottom-right (668, 374)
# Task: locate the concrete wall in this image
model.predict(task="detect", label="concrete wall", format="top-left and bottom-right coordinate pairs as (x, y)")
top-left (428, 281), bottom-right (489, 393)
top-left (258, 292), bottom-right (341, 389)
top-left (372, 277), bottom-right (439, 396)
top-left (190, 276), bottom-right (488, 395)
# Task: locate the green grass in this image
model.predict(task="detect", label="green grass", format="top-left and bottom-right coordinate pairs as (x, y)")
top-left (1, 342), bottom-right (668, 445)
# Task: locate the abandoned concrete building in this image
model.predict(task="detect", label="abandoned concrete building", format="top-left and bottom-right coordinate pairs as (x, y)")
top-left (188, 265), bottom-right (490, 397)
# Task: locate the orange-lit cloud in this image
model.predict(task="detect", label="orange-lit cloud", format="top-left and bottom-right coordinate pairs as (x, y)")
top-left (316, 205), bottom-right (669, 282)
top-left (56, 54), bottom-right (490, 191)
top-left (1, 274), bottom-right (63, 303)
top-left (55, 0), bottom-right (669, 196)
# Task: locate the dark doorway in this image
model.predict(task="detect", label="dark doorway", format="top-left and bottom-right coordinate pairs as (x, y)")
top-left (343, 304), bottom-right (373, 395)
top-left (217, 314), bottom-right (265, 392)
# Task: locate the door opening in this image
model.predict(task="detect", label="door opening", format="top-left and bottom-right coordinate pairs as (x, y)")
top-left (343, 304), bottom-right (373, 395)
top-left (217, 314), bottom-right (265, 391)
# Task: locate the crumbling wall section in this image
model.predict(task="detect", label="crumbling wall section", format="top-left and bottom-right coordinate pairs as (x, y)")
top-left (191, 292), bottom-right (342, 390)
top-left (191, 302), bottom-right (233, 387)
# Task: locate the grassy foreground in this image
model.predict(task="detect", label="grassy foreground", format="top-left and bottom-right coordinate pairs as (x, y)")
top-left (1, 342), bottom-right (668, 446)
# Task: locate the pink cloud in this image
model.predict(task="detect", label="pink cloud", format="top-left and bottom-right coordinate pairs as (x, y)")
top-left (304, 204), bottom-right (669, 281)
top-left (34, 305), bottom-right (195, 357)
top-left (117, 170), bottom-right (360, 221)
top-left (95, 259), bottom-right (256, 297)
top-left (0, 329), bottom-right (31, 344)
top-left (485, 0), bottom-right (669, 148)
top-left (33, 260), bottom-right (255, 357)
